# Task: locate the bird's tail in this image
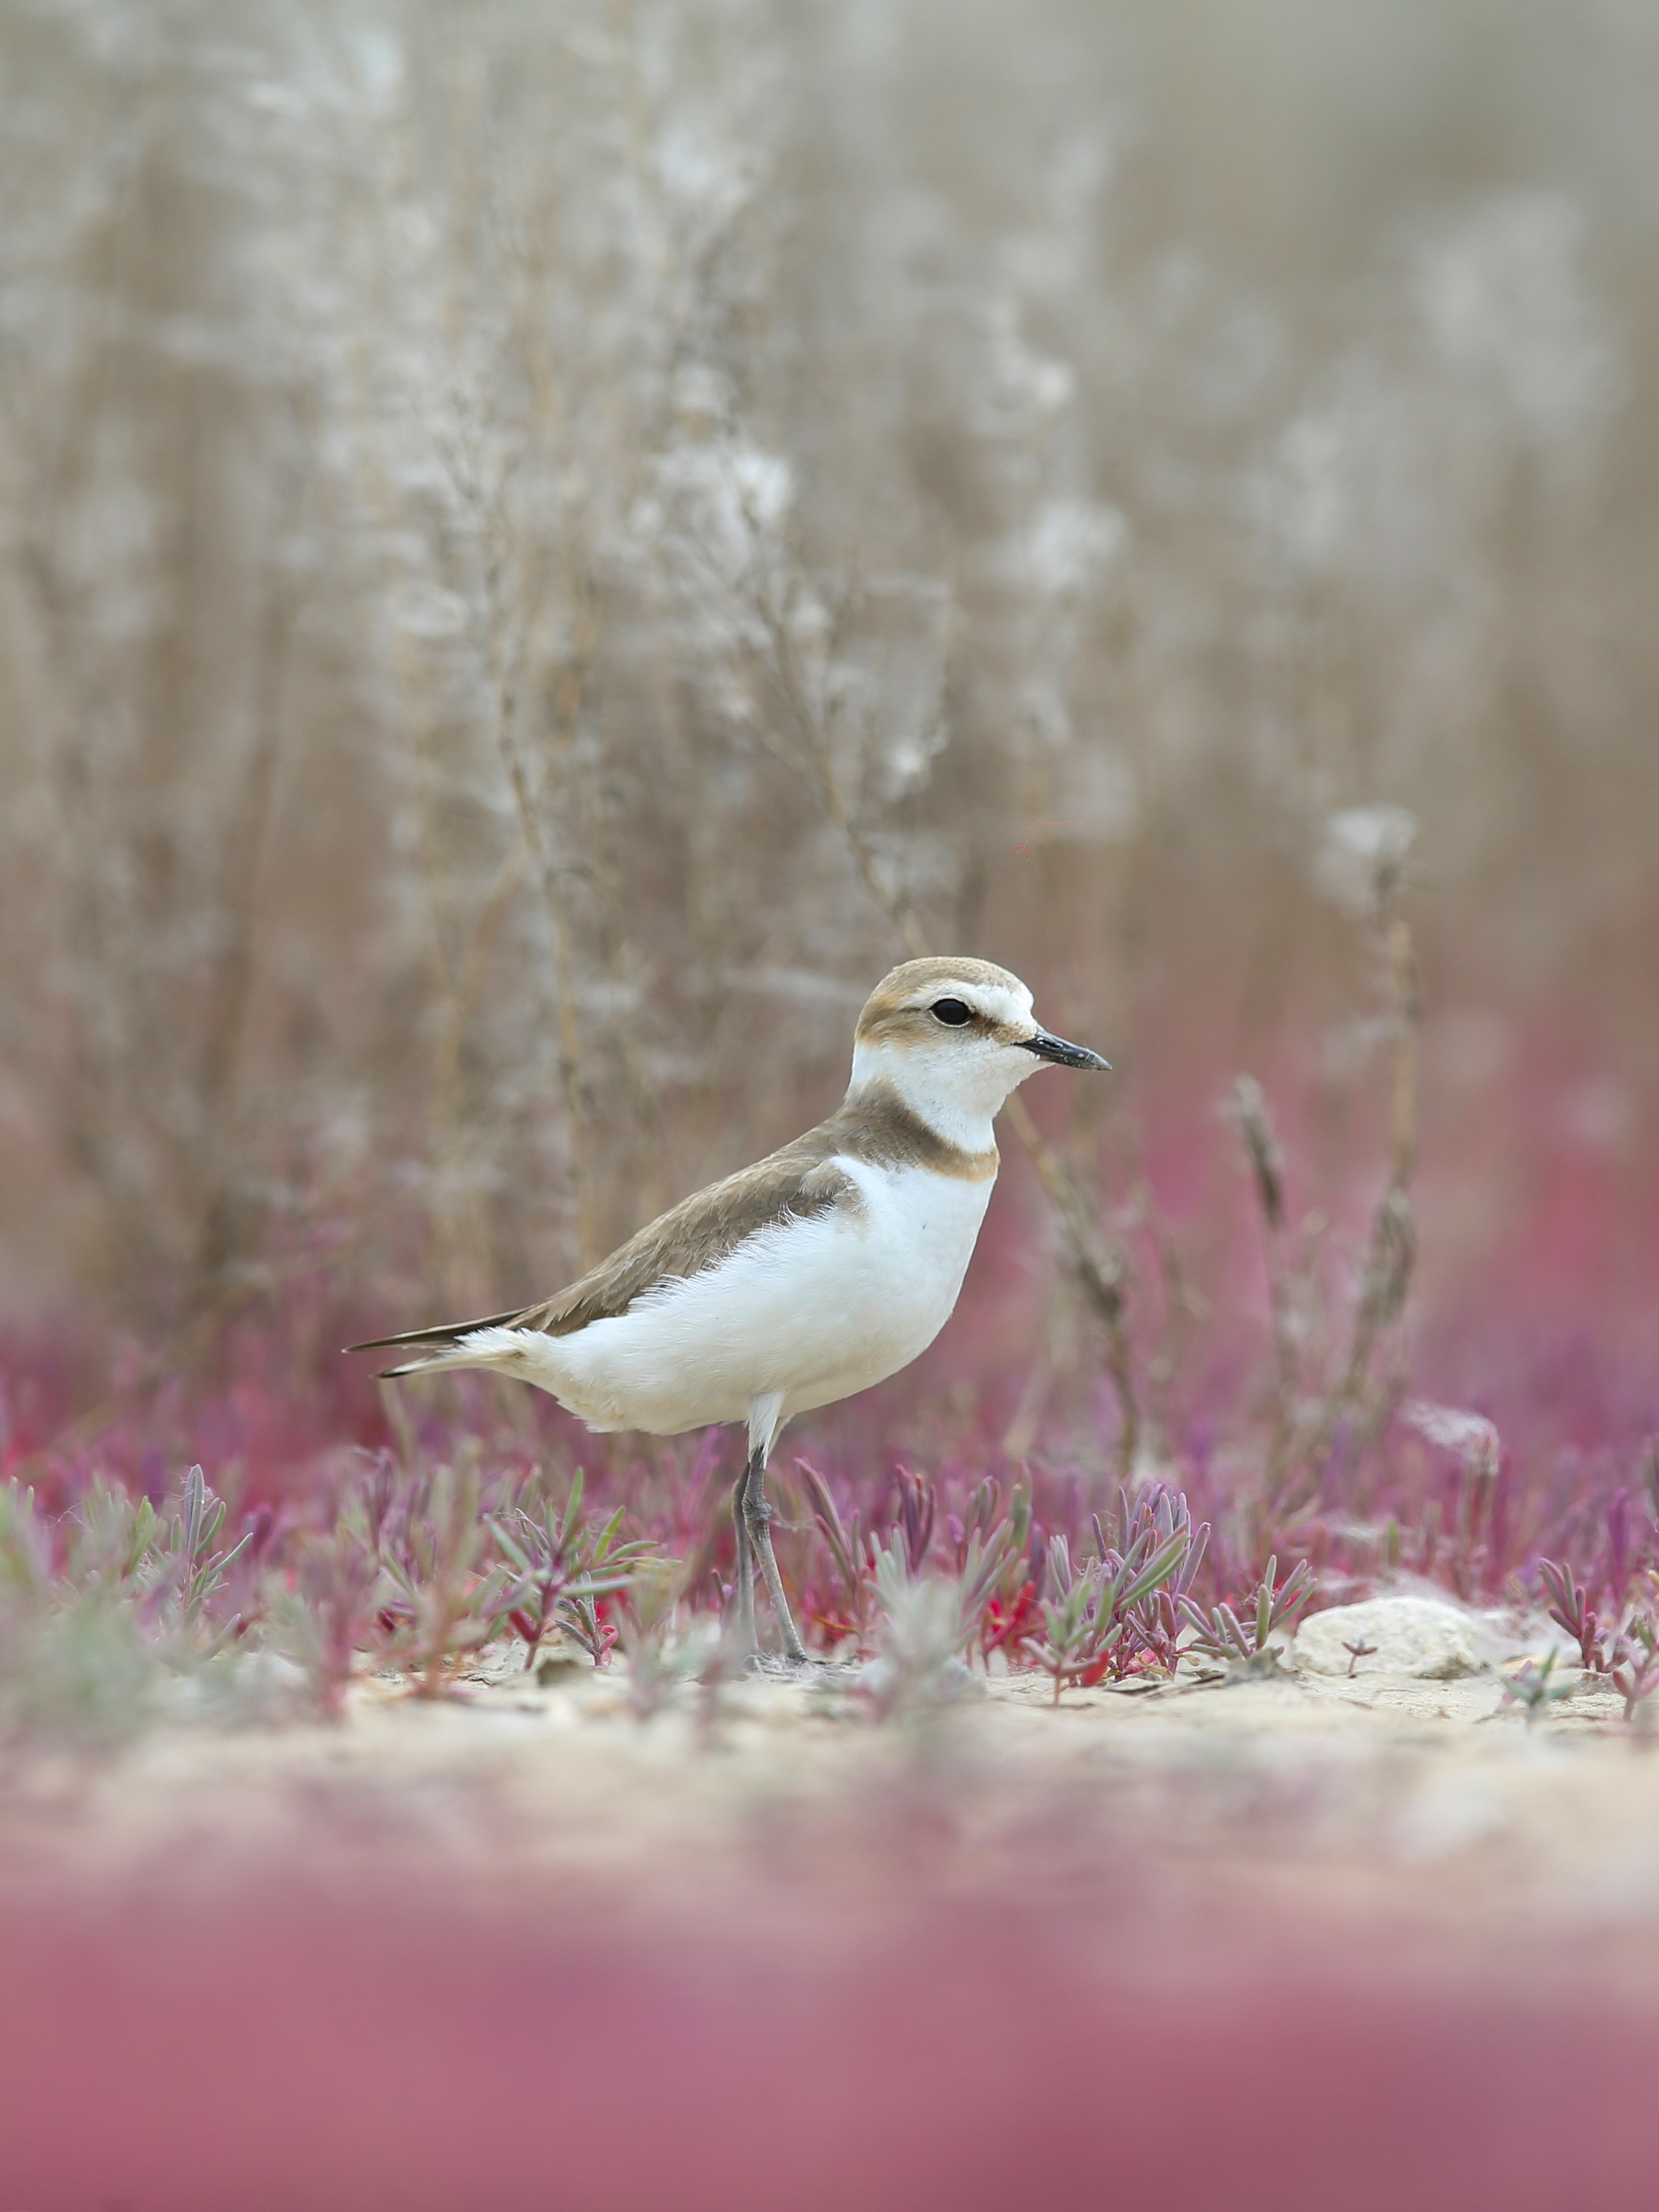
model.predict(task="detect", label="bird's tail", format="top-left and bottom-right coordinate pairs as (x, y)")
top-left (343, 1308), bottom-right (528, 1381)
top-left (374, 1342), bottom-right (512, 1382)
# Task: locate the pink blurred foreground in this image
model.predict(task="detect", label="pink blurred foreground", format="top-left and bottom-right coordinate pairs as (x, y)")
top-left (3, 1860), bottom-right (1656, 2210)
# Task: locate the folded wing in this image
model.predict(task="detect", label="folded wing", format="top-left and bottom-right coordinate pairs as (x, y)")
top-left (345, 1120), bottom-right (858, 1377)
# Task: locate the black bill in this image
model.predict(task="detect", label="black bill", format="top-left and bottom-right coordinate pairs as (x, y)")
top-left (1017, 1028), bottom-right (1111, 1071)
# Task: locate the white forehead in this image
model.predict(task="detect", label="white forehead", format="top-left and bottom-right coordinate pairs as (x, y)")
top-left (902, 978), bottom-right (1034, 1028)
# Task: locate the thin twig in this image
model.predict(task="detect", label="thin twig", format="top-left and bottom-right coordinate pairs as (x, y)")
top-left (450, 397), bottom-right (603, 1271)
top-left (1328, 900), bottom-right (1419, 1421)
top-left (1231, 1074), bottom-right (1300, 1473)
top-left (1259, 874), bottom-right (1421, 1521)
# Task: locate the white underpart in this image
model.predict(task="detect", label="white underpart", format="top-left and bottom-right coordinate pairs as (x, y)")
top-left (458, 1154), bottom-right (996, 1437)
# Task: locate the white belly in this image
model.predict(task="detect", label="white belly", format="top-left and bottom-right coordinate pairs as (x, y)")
top-left (503, 1156), bottom-right (995, 1435)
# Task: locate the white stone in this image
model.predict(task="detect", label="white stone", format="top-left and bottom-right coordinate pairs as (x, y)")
top-left (1294, 1596), bottom-right (1484, 1680)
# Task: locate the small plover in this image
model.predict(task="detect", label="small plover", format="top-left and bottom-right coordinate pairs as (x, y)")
top-left (349, 957), bottom-right (1107, 1662)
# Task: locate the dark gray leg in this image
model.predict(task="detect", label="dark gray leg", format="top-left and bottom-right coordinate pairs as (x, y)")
top-left (732, 1460), bottom-right (757, 1651)
top-left (740, 1444), bottom-right (808, 1665)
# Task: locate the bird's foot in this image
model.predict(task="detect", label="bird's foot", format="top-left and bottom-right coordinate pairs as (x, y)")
top-left (741, 1650), bottom-right (858, 1686)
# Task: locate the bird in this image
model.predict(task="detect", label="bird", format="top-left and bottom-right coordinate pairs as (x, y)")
top-left (348, 957), bottom-right (1109, 1665)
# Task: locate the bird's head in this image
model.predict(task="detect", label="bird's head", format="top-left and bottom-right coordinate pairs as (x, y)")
top-left (847, 957), bottom-right (1109, 1144)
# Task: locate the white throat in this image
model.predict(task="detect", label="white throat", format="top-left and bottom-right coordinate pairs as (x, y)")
top-left (845, 1038), bottom-right (1035, 1151)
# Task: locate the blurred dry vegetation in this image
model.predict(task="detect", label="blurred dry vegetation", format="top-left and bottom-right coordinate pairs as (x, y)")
top-left (1, 0), bottom-right (1654, 1376)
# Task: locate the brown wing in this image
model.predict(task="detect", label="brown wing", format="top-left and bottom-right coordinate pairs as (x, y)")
top-left (517, 1129), bottom-right (856, 1338)
top-left (344, 1118), bottom-right (858, 1357)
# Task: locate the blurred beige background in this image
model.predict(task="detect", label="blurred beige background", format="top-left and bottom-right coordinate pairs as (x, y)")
top-left (1, 0), bottom-right (1653, 1354)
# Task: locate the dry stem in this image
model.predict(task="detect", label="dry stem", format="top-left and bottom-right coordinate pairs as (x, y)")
top-left (1238, 880), bottom-right (1421, 1544)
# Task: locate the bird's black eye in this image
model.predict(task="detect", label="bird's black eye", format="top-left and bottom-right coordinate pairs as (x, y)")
top-left (930, 997), bottom-right (973, 1026)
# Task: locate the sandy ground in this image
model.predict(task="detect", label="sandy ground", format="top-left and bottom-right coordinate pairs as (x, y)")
top-left (6, 1645), bottom-right (1658, 1982)
top-left (8, 1645), bottom-right (1659, 2211)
